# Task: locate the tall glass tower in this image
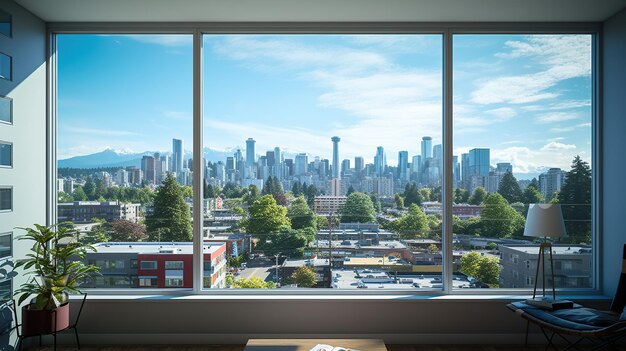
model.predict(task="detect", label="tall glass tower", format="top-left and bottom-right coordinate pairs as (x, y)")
top-left (172, 138), bottom-right (183, 173)
top-left (331, 136), bottom-right (341, 179)
top-left (245, 138), bottom-right (256, 168)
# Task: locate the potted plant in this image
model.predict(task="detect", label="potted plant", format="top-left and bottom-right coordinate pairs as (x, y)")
top-left (14, 224), bottom-right (99, 336)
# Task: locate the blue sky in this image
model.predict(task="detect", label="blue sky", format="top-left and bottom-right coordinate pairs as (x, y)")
top-left (58, 34), bottom-right (591, 179)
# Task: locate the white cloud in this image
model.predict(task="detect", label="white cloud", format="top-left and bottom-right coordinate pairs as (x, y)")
top-left (471, 35), bottom-right (591, 105)
top-left (125, 35), bottom-right (192, 47)
top-left (163, 110), bottom-right (191, 121)
top-left (490, 145), bottom-right (580, 175)
top-left (549, 122), bottom-right (591, 133)
top-left (522, 100), bottom-right (591, 111)
top-left (536, 112), bottom-right (580, 124)
top-left (64, 126), bottom-right (141, 137)
top-left (485, 107), bottom-right (517, 121)
top-left (541, 141), bottom-right (576, 151)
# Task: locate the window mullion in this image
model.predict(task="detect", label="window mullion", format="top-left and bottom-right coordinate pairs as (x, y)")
top-left (442, 30), bottom-right (454, 294)
top-left (192, 29), bottom-right (204, 293)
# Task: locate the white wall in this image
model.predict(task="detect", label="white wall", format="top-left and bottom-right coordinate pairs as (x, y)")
top-left (0, 0), bottom-right (47, 348)
top-left (602, 7), bottom-right (626, 297)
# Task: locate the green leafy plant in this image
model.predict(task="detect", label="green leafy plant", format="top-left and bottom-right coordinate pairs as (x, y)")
top-left (14, 224), bottom-right (100, 310)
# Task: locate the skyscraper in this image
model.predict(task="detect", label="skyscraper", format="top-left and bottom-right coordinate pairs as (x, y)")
top-left (374, 146), bottom-right (386, 177)
top-left (141, 155), bottom-right (156, 184)
top-left (354, 157), bottom-right (364, 174)
top-left (246, 138), bottom-right (256, 168)
top-left (421, 136), bottom-right (433, 165)
top-left (398, 151), bottom-right (409, 181)
top-left (461, 153), bottom-right (470, 187)
top-left (469, 148), bottom-right (490, 177)
top-left (331, 136), bottom-right (341, 179)
top-left (341, 159), bottom-right (351, 178)
top-left (295, 153), bottom-right (308, 176)
top-left (172, 138), bottom-right (183, 173)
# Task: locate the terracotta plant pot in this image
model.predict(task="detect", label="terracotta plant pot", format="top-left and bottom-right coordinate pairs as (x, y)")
top-left (21, 303), bottom-right (70, 336)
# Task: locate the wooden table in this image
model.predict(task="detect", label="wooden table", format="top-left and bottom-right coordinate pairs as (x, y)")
top-left (244, 339), bottom-right (387, 351)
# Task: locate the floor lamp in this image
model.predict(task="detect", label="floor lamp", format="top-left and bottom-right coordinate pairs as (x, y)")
top-left (523, 203), bottom-right (568, 307)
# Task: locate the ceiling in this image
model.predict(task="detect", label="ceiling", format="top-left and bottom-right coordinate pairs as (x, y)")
top-left (14, 0), bottom-right (626, 23)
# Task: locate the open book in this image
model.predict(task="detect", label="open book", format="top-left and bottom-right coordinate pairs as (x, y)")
top-left (310, 344), bottom-right (360, 351)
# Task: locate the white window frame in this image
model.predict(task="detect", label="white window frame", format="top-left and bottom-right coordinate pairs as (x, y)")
top-left (47, 22), bottom-right (601, 296)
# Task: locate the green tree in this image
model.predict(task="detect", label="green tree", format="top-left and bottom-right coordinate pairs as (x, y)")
top-left (480, 193), bottom-right (525, 238)
top-left (418, 188), bottom-right (431, 204)
top-left (145, 173), bottom-right (192, 241)
top-left (83, 177), bottom-right (96, 200)
top-left (304, 184), bottom-right (318, 207)
top-left (557, 155), bottom-right (592, 244)
top-left (107, 220), bottom-right (147, 242)
top-left (522, 184), bottom-right (543, 204)
top-left (340, 192), bottom-right (376, 223)
top-left (58, 191), bottom-right (74, 203)
top-left (497, 172), bottom-right (523, 204)
top-left (181, 186), bottom-right (193, 199)
top-left (460, 251), bottom-right (500, 286)
top-left (243, 185), bottom-right (261, 206)
top-left (404, 183), bottom-right (420, 206)
top-left (291, 266), bottom-right (317, 288)
top-left (72, 186), bottom-right (88, 201)
top-left (394, 193), bottom-right (405, 210)
top-left (346, 185), bottom-right (355, 196)
top-left (291, 181), bottom-right (302, 197)
top-left (232, 277), bottom-right (275, 289)
top-left (245, 195), bottom-right (291, 242)
top-left (454, 188), bottom-right (470, 204)
top-left (369, 194), bottom-right (382, 212)
top-left (287, 196), bottom-right (316, 230)
top-left (390, 204), bottom-right (430, 239)
top-left (469, 187), bottom-right (487, 205)
top-left (95, 179), bottom-right (107, 199)
top-left (316, 215), bottom-right (329, 230)
top-left (80, 224), bottom-right (110, 245)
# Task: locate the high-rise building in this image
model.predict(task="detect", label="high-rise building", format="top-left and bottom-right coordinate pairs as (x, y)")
top-left (295, 153), bottom-right (308, 176)
top-left (496, 163), bottom-right (513, 174)
top-left (354, 157), bottom-right (364, 174)
top-left (539, 168), bottom-right (567, 200)
top-left (246, 138), bottom-right (256, 168)
top-left (398, 151), bottom-right (409, 181)
top-left (453, 155), bottom-right (460, 188)
top-left (172, 138), bottom-right (183, 173)
top-left (421, 136), bottom-right (433, 166)
top-left (341, 159), bottom-right (351, 178)
top-left (320, 159), bottom-right (330, 178)
top-left (461, 153), bottom-right (470, 188)
top-left (411, 155), bottom-right (422, 182)
top-left (331, 136), bottom-right (341, 179)
top-left (374, 146), bottom-right (386, 177)
top-left (469, 148), bottom-right (490, 177)
top-left (141, 155), bottom-right (156, 184)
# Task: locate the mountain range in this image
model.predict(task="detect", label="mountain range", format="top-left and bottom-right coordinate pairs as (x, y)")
top-left (58, 148), bottom-right (237, 169)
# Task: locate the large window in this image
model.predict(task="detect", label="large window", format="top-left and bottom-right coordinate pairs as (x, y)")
top-left (53, 30), bottom-right (596, 293)
top-left (203, 34), bottom-right (444, 289)
top-left (57, 34), bottom-right (193, 289)
top-left (452, 34), bottom-right (593, 289)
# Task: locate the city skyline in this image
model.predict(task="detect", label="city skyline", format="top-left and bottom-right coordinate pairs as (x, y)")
top-left (57, 34), bottom-right (592, 179)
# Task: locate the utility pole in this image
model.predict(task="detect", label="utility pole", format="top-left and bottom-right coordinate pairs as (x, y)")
top-left (274, 252), bottom-right (281, 285)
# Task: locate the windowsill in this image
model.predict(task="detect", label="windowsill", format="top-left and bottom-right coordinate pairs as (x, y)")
top-left (69, 292), bottom-right (611, 302)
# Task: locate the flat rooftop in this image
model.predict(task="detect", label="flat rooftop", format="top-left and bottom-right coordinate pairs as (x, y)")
top-left (92, 242), bottom-right (225, 254)
top-left (503, 245), bottom-right (592, 255)
top-left (311, 240), bottom-right (407, 250)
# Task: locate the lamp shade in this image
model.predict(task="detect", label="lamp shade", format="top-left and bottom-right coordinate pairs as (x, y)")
top-left (523, 203), bottom-right (567, 238)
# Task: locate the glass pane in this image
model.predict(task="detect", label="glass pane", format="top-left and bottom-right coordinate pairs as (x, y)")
top-left (203, 34), bottom-right (444, 289)
top-left (57, 34), bottom-right (193, 289)
top-left (0, 232), bottom-right (11, 259)
top-left (0, 188), bottom-right (11, 211)
top-left (452, 34), bottom-right (593, 290)
top-left (0, 9), bottom-right (10, 38)
top-left (0, 96), bottom-right (11, 124)
top-left (0, 53), bottom-right (11, 81)
top-left (0, 279), bottom-right (10, 306)
top-left (0, 142), bottom-right (12, 167)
